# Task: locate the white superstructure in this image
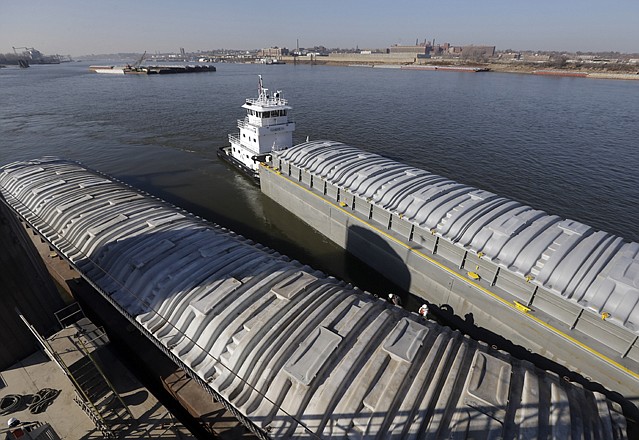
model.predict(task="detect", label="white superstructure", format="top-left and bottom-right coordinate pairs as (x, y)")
top-left (89, 65), bottom-right (125, 74)
top-left (219, 76), bottom-right (295, 179)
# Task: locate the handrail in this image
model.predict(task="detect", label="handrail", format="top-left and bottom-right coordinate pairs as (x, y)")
top-left (77, 337), bottom-right (134, 422)
top-left (238, 117), bottom-right (295, 129)
top-left (245, 96), bottom-right (288, 106)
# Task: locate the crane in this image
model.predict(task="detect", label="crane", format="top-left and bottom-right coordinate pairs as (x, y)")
top-left (133, 51), bottom-right (147, 68)
top-left (12, 46), bottom-right (33, 54)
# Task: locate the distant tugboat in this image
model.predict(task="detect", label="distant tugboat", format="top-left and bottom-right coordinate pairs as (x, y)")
top-left (217, 75), bottom-right (295, 180)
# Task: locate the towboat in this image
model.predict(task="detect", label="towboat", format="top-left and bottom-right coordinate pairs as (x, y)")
top-left (217, 76), bottom-right (295, 180)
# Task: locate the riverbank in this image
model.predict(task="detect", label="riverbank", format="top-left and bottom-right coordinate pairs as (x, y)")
top-left (488, 62), bottom-right (639, 80)
top-left (281, 55), bottom-right (639, 80)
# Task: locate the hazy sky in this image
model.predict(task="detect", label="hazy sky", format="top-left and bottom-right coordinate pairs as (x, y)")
top-left (1, 0), bottom-right (638, 56)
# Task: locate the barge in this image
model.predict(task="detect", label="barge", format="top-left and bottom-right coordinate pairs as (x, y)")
top-left (0, 157), bottom-right (629, 439)
top-left (259, 140), bottom-right (639, 409)
top-left (400, 65), bottom-right (490, 72)
top-left (89, 64), bottom-right (216, 75)
top-left (533, 70), bottom-right (588, 77)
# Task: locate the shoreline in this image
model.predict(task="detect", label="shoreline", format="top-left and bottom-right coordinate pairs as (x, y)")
top-left (281, 56), bottom-right (639, 80)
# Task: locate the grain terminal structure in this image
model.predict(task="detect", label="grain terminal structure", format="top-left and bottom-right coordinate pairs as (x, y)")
top-left (0, 157), bottom-right (629, 439)
top-left (260, 140), bottom-right (639, 409)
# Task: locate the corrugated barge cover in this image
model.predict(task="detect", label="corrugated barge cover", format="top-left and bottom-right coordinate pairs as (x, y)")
top-left (0, 158), bottom-right (628, 439)
top-left (278, 140), bottom-right (639, 334)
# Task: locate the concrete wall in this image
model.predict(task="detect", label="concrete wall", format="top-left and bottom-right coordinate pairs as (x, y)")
top-left (0, 197), bottom-right (65, 369)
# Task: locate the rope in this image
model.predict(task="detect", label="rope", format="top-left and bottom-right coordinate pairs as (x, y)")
top-left (0, 394), bottom-right (22, 415)
top-left (28, 388), bottom-right (60, 414)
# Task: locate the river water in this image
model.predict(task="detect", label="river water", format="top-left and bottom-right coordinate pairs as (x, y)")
top-left (1, 62), bottom-right (638, 299)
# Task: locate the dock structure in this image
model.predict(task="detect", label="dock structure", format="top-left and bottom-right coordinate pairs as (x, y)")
top-left (0, 157), bottom-right (630, 439)
top-left (260, 140), bottom-right (639, 410)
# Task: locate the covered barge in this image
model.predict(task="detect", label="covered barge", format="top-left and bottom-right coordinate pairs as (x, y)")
top-left (260, 140), bottom-right (639, 408)
top-left (0, 157), bottom-right (629, 439)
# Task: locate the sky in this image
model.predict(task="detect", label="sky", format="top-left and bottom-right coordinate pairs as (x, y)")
top-left (1, 0), bottom-right (638, 56)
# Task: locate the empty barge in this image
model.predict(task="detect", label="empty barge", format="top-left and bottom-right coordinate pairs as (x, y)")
top-left (259, 140), bottom-right (639, 409)
top-left (0, 157), bottom-right (629, 439)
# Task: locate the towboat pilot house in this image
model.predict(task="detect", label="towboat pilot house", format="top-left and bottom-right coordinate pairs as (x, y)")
top-left (218, 75), bottom-right (295, 179)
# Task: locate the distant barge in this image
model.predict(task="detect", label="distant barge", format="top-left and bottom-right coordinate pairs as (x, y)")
top-left (89, 64), bottom-right (216, 75)
top-left (400, 65), bottom-right (490, 72)
top-left (533, 70), bottom-right (588, 78)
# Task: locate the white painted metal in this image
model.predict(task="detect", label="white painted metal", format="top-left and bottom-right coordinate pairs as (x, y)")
top-left (222, 76), bottom-right (295, 176)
